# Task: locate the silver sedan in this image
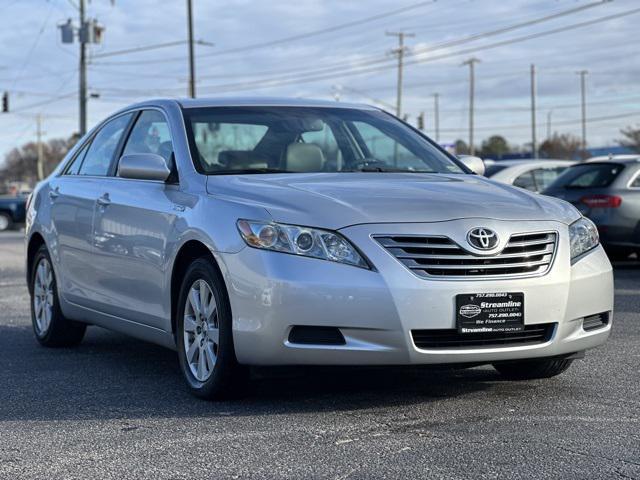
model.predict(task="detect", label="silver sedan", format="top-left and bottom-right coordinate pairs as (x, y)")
top-left (25, 98), bottom-right (613, 399)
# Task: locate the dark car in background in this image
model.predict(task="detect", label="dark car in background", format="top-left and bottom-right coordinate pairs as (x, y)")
top-left (0, 194), bottom-right (27, 231)
top-left (543, 158), bottom-right (640, 259)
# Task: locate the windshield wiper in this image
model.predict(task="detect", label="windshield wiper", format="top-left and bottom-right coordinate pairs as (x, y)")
top-left (209, 168), bottom-right (294, 175)
top-left (343, 159), bottom-right (434, 173)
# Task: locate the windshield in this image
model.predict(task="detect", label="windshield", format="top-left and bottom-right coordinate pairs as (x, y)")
top-left (546, 163), bottom-right (624, 190)
top-left (182, 106), bottom-right (465, 175)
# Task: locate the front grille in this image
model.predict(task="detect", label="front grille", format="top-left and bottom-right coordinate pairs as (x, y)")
top-left (412, 323), bottom-right (556, 349)
top-left (582, 312), bottom-right (609, 331)
top-left (375, 231), bottom-right (557, 279)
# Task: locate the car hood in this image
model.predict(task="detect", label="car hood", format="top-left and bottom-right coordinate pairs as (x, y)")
top-left (206, 173), bottom-right (580, 230)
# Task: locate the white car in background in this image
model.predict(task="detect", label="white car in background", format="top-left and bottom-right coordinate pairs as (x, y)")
top-left (484, 160), bottom-right (576, 193)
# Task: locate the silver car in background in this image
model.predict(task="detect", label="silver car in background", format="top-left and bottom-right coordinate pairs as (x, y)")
top-left (25, 98), bottom-right (613, 399)
top-left (484, 159), bottom-right (575, 193)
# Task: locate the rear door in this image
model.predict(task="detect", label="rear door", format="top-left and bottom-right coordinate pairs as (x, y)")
top-left (49, 112), bottom-right (134, 308)
top-left (91, 109), bottom-right (180, 329)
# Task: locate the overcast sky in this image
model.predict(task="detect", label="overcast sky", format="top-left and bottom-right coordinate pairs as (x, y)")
top-left (1, 0), bottom-right (639, 159)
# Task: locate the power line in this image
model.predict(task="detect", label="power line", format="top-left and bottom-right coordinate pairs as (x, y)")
top-left (437, 110), bottom-right (640, 133)
top-left (177, 0), bottom-right (436, 59)
top-left (91, 39), bottom-right (213, 59)
top-left (166, 6), bottom-right (640, 96)
top-left (88, 0), bottom-right (613, 78)
top-left (9, 0), bottom-right (56, 90)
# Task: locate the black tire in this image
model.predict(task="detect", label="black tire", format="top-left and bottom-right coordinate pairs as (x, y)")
top-left (0, 212), bottom-right (12, 232)
top-left (176, 256), bottom-right (247, 400)
top-left (493, 358), bottom-right (573, 380)
top-left (30, 245), bottom-right (86, 347)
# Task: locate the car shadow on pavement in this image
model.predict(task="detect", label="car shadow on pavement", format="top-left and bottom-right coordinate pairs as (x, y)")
top-left (0, 324), bottom-right (537, 422)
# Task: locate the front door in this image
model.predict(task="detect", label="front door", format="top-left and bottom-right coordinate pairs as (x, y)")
top-left (90, 109), bottom-right (179, 330)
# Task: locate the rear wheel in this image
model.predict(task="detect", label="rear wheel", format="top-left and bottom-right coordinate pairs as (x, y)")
top-left (0, 212), bottom-right (12, 232)
top-left (493, 358), bottom-right (573, 380)
top-left (176, 257), bottom-right (247, 399)
top-left (30, 245), bottom-right (86, 347)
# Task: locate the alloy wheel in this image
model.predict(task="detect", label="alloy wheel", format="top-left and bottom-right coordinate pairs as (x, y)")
top-left (183, 279), bottom-right (219, 382)
top-left (33, 258), bottom-right (54, 335)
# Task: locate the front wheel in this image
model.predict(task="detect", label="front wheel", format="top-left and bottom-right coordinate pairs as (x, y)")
top-left (176, 257), bottom-right (247, 399)
top-left (493, 358), bottom-right (573, 380)
top-left (30, 245), bottom-right (86, 347)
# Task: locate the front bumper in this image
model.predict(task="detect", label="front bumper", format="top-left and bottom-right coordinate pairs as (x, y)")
top-left (218, 219), bottom-right (614, 366)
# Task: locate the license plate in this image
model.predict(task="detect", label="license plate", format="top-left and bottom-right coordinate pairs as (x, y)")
top-left (456, 292), bottom-right (524, 333)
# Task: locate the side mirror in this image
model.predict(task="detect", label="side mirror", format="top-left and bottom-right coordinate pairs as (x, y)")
top-left (457, 155), bottom-right (486, 176)
top-left (118, 153), bottom-right (171, 182)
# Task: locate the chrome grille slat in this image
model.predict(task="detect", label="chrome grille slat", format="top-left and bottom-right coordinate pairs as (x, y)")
top-left (375, 231), bottom-right (557, 279)
top-left (393, 244), bottom-right (554, 260)
top-left (406, 257), bottom-right (552, 270)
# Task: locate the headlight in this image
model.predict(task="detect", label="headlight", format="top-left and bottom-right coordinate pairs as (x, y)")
top-left (569, 216), bottom-right (599, 262)
top-left (237, 219), bottom-right (369, 269)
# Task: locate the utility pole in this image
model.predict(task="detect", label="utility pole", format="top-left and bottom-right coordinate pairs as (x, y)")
top-left (577, 70), bottom-right (588, 155)
top-left (79, 0), bottom-right (87, 136)
top-left (462, 58), bottom-right (480, 155)
top-left (36, 115), bottom-right (45, 180)
top-left (187, 0), bottom-right (196, 98)
top-left (59, 1), bottom-right (107, 137)
top-left (546, 109), bottom-right (553, 140)
top-left (530, 64), bottom-right (537, 158)
top-left (386, 31), bottom-right (414, 118)
top-left (432, 93), bottom-right (440, 143)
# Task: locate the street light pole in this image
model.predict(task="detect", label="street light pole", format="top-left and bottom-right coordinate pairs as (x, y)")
top-left (187, 0), bottom-right (196, 98)
top-left (432, 93), bottom-right (440, 143)
top-left (530, 64), bottom-right (537, 158)
top-left (79, 0), bottom-right (87, 136)
top-left (577, 70), bottom-right (588, 155)
top-left (386, 31), bottom-right (414, 118)
top-left (36, 114), bottom-right (45, 180)
top-left (462, 58), bottom-right (480, 155)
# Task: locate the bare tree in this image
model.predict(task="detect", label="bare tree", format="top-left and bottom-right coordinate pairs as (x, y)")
top-left (539, 133), bottom-right (582, 160)
top-left (619, 126), bottom-right (640, 153)
top-left (0, 135), bottom-right (78, 187)
top-left (454, 139), bottom-right (470, 155)
top-left (480, 135), bottom-right (510, 159)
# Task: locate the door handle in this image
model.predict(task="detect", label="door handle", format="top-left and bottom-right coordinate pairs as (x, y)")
top-left (48, 187), bottom-right (60, 200)
top-left (97, 194), bottom-right (111, 207)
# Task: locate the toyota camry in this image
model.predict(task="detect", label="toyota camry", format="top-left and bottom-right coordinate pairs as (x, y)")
top-left (25, 98), bottom-right (613, 399)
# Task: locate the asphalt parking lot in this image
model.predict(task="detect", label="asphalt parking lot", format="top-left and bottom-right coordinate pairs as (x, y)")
top-left (0, 231), bottom-right (638, 479)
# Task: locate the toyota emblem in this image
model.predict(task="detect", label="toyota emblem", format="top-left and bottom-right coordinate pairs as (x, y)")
top-left (467, 227), bottom-right (498, 250)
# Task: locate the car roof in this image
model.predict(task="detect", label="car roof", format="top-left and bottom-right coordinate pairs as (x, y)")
top-left (586, 154), bottom-right (640, 163)
top-left (126, 97), bottom-right (379, 111)
top-left (489, 159), bottom-right (574, 167)
top-left (578, 158), bottom-right (640, 166)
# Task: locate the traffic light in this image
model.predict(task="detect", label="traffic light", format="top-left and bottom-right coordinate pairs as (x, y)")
top-left (417, 112), bottom-right (425, 130)
top-left (2, 92), bottom-right (8, 113)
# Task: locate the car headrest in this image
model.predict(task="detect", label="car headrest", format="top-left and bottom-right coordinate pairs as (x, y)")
top-left (286, 143), bottom-right (325, 172)
top-left (218, 150), bottom-right (268, 170)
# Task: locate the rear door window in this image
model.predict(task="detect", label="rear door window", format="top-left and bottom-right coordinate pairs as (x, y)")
top-left (513, 171), bottom-right (536, 191)
top-left (531, 167), bottom-right (568, 191)
top-left (79, 113), bottom-right (133, 176)
top-left (64, 142), bottom-right (90, 175)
